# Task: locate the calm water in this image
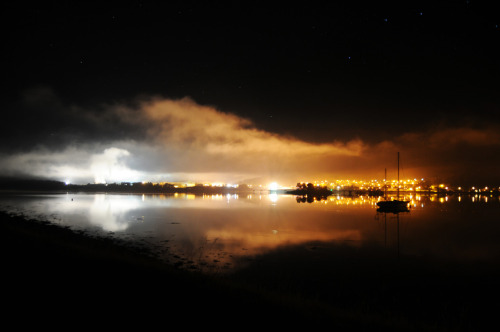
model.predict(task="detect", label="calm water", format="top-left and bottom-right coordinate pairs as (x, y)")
top-left (1, 192), bottom-right (499, 273)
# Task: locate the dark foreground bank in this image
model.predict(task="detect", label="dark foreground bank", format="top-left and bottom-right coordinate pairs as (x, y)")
top-left (0, 211), bottom-right (371, 330)
top-left (2, 211), bottom-right (497, 331)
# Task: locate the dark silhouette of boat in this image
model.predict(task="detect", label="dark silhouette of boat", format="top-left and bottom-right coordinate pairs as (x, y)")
top-left (377, 200), bottom-right (409, 213)
top-left (376, 152), bottom-right (410, 213)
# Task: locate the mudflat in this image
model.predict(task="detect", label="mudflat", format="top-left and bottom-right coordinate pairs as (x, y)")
top-left (2, 210), bottom-right (497, 331)
top-left (0, 212), bottom-right (357, 329)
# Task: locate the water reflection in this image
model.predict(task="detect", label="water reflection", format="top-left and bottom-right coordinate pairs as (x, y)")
top-left (375, 210), bottom-right (407, 258)
top-left (88, 194), bottom-right (144, 232)
top-left (0, 192), bottom-right (499, 273)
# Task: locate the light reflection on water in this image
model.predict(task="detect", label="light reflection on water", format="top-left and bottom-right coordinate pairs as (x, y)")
top-left (1, 192), bottom-right (499, 273)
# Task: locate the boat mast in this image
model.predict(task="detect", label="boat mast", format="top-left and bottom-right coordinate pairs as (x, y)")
top-left (397, 152), bottom-right (400, 200)
top-left (384, 168), bottom-right (387, 199)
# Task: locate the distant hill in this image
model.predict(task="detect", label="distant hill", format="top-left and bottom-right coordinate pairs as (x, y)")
top-left (0, 177), bottom-right (67, 191)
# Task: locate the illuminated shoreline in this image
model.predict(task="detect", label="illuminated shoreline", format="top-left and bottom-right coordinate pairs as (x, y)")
top-left (0, 177), bottom-right (498, 197)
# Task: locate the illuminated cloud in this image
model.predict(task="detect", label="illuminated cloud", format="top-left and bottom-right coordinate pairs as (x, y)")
top-left (1, 92), bottom-right (499, 186)
top-left (144, 97), bottom-right (362, 156)
top-left (0, 96), bottom-right (367, 184)
top-left (365, 125), bottom-right (500, 185)
top-left (138, 97), bottom-right (366, 179)
top-left (90, 148), bottom-right (143, 184)
top-left (0, 145), bottom-right (147, 184)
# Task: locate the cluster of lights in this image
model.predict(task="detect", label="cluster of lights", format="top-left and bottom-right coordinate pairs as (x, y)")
top-left (300, 178), bottom-right (428, 191)
top-left (301, 179), bottom-right (499, 194)
top-left (80, 179), bottom-right (498, 195)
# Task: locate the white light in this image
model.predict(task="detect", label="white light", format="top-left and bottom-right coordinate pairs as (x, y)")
top-left (269, 182), bottom-right (279, 191)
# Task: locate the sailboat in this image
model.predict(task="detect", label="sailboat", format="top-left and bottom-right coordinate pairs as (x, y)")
top-left (377, 152), bottom-right (410, 213)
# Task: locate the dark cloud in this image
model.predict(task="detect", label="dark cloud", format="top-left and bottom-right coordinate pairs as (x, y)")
top-left (1, 94), bottom-right (499, 186)
top-left (0, 87), bottom-right (148, 152)
top-left (2, 2), bottom-right (499, 186)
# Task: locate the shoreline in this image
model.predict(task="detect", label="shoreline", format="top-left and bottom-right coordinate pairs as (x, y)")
top-left (0, 210), bottom-right (373, 329)
top-left (2, 209), bottom-right (498, 330)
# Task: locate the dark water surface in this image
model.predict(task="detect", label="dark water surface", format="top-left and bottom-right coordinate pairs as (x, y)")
top-left (2, 192), bottom-right (500, 330)
top-left (1, 192), bottom-right (499, 273)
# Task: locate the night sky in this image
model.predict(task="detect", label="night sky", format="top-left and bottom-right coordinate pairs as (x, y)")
top-left (2, 1), bottom-right (499, 186)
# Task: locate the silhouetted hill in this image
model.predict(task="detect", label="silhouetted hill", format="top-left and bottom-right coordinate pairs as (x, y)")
top-left (0, 177), bottom-right (67, 191)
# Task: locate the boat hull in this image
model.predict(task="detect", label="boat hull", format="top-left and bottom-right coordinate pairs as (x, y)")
top-left (376, 200), bottom-right (410, 213)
